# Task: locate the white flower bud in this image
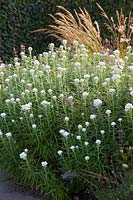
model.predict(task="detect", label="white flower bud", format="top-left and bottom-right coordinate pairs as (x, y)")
top-left (6, 132), bottom-right (12, 138)
top-left (85, 156), bottom-right (90, 161)
top-left (82, 91), bottom-right (89, 98)
top-left (48, 89), bottom-right (53, 94)
top-left (100, 130), bottom-right (105, 135)
top-left (32, 124), bottom-right (37, 129)
top-left (125, 103), bottom-right (133, 112)
top-left (74, 62), bottom-right (80, 67)
top-left (76, 135), bottom-right (81, 140)
top-left (118, 118), bottom-right (122, 122)
top-left (57, 150), bottom-right (63, 155)
top-left (111, 122), bottom-right (116, 127)
top-left (41, 161), bottom-right (48, 167)
top-left (19, 152), bottom-right (27, 160)
top-left (90, 114), bottom-right (96, 120)
top-left (85, 122), bottom-right (89, 126)
top-left (64, 117), bottom-right (69, 122)
top-left (93, 99), bottom-right (102, 108)
top-left (82, 128), bottom-right (86, 132)
top-left (32, 88), bottom-right (38, 93)
top-left (84, 141), bottom-right (89, 146)
top-left (108, 88), bottom-right (116, 95)
top-left (96, 139), bottom-right (101, 145)
top-left (62, 40), bottom-right (67, 46)
top-left (0, 113), bottom-right (6, 118)
top-left (70, 146), bottom-right (75, 151)
top-left (78, 124), bottom-right (82, 130)
top-left (105, 110), bottom-right (111, 116)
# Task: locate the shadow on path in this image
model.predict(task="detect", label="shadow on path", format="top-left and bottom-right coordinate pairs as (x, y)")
top-left (0, 170), bottom-right (48, 200)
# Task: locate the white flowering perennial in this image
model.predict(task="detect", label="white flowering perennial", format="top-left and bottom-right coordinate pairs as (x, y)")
top-left (108, 88), bottom-right (116, 95)
top-left (85, 156), bottom-right (90, 161)
top-left (59, 129), bottom-right (70, 138)
top-left (90, 114), bottom-right (96, 120)
top-left (112, 74), bottom-right (121, 81)
top-left (70, 146), bottom-right (75, 151)
top-left (74, 78), bottom-right (80, 85)
top-left (100, 130), bottom-right (105, 135)
top-left (32, 124), bottom-right (37, 129)
top-left (64, 117), bottom-right (69, 122)
top-left (84, 141), bottom-right (89, 146)
top-left (0, 113), bottom-right (6, 118)
top-left (85, 122), bottom-right (89, 126)
top-left (96, 139), bottom-right (101, 145)
top-left (93, 99), bottom-right (102, 108)
top-left (24, 149), bottom-right (28, 153)
top-left (118, 118), bottom-right (122, 122)
top-left (21, 103), bottom-right (32, 111)
top-left (113, 49), bottom-right (120, 56)
top-left (74, 62), bottom-right (81, 67)
top-left (57, 150), bottom-right (63, 156)
top-left (82, 91), bottom-right (89, 98)
top-left (5, 132), bottom-right (12, 138)
top-left (82, 128), bottom-right (86, 132)
top-left (105, 110), bottom-right (111, 116)
top-left (76, 135), bottom-right (81, 140)
top-left (62, 39), bottom-right (67, 46)
top-left (41, 100), bottom-right (50, 107)
top-left (0, 43), bottom-right (132, 198)
top-left (41, 161), bottom-right (48, 167)
top-left (78, 124), bottom-right (82, 130)
top-left (19, 151), bottom-right (27, 160)
top-left (111, 122), bottom-right (116, 127)
top-left (125, 103), bottom-right (133, 112)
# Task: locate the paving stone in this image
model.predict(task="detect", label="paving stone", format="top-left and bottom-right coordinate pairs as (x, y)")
top-left (0, 170), bottom-right (42, 200)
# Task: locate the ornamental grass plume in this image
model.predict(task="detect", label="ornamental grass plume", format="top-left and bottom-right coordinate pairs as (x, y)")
top-left (97, 3), bottom-right (133, 57)
top-left (33, 6), bottom-right (103, 53)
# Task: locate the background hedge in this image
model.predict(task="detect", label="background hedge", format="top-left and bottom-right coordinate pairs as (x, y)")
top-left (0, 0), bottom-right (132, 62)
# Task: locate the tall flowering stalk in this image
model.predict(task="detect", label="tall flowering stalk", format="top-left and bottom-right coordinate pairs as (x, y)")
top-left (97, 3), bottom-right (133, 57)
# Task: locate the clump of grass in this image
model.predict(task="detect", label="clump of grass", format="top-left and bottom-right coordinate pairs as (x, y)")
top-left (34, 6), bottom-right (103, 53)
top-left (97, 3), bottom-right (133, 56)
top-left (0, 43), bottom-right (132, 199)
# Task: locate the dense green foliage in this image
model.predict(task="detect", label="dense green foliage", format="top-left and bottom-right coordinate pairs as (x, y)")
top-left (98, 171), bottom-right (133, 200)
top-left (0, 0), bottom-right (132, 61)
top-left (0, 44), bottom-right (132, 199)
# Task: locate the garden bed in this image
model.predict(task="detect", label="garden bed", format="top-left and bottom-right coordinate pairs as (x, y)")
top-left (0, 43), bottom-right (132, 200)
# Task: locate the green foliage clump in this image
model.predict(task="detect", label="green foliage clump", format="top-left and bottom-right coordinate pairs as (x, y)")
top-left (0, 43), bottom-right (132, 199)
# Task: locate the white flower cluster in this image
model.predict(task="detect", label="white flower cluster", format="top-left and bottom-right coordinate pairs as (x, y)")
top-left (19, 151), bottom-right (27, 160)
top-left (108, 88), bottom-right (116, 95)
top-left (6, 132), bottom-right (12, 138)
top-left (21, 102), bottom-right (32, 111)
top-left (90, 114), bottom-right (96, 120)
top-left (85, 156), bottom-right (90, 161)
top-left (57, 150), bottom-right (63, 156)
top-left (96, 139), bottom-right (101, 145)
top-left (59, 129), bottom-right (70, 138)
top-left (93, 99), bottom-right (102, 108)
top-left (41, 161), bottom-right (48, 167)
top-left (105, 109), bottom-right (111, 116)
top-left (82, 91), bottom-right (89, 98)
top-left (41, 100), bottom-right (50, 107)
top-left (0, 113), bottom-right (6, 118)
top-left (125, 103), bottom-right (133, 112)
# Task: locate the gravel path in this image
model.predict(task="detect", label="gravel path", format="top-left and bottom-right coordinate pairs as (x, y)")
top-left (0, 170), bottom-right (43, 200)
